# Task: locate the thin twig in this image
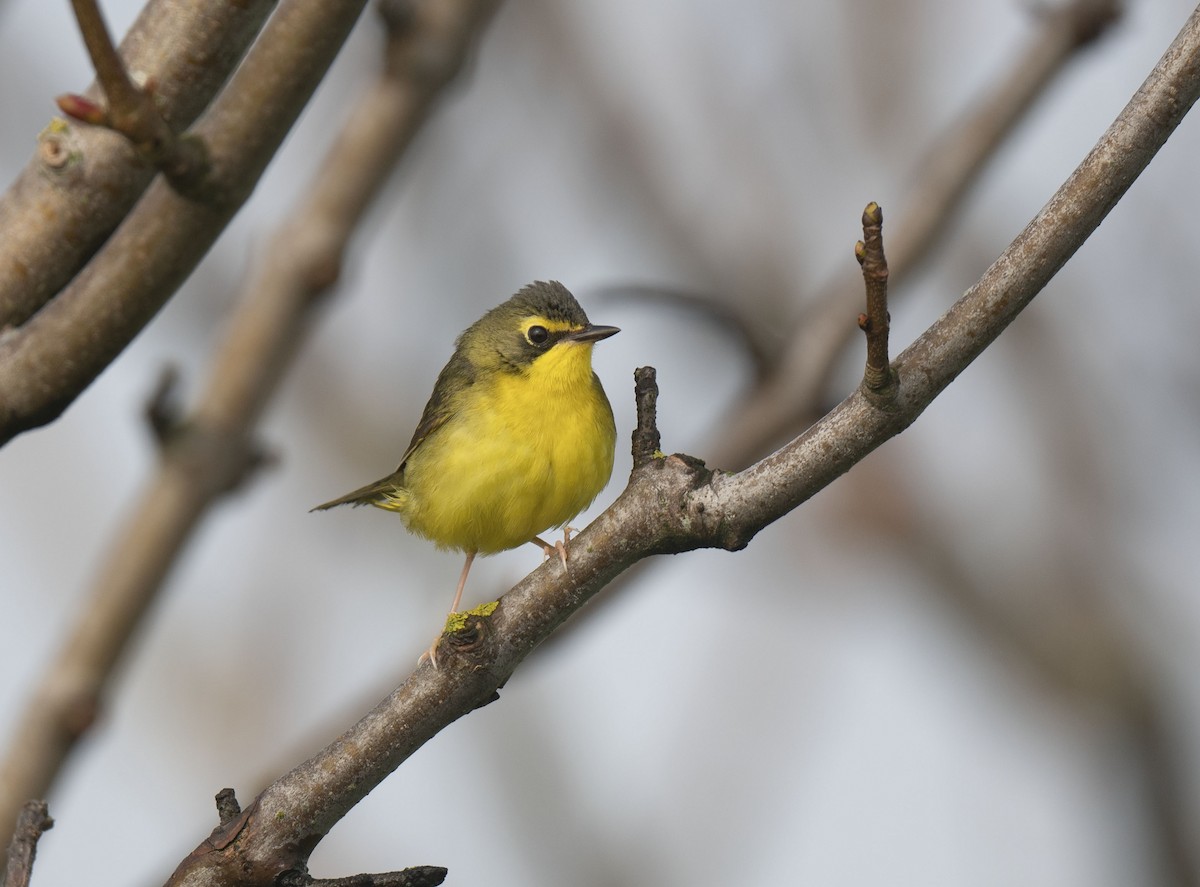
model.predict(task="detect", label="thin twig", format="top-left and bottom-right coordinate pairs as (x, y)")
top-left (2, 801), bottom-right (53, 887)
top-left (855, 202), bottom-right (893, 394)
top-left (69, 0), bottom-right (141, 111)
top-left (712, 0), bottom-right (1124, 467)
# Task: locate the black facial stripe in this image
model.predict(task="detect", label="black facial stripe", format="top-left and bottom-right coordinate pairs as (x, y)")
top-left (523, 324), bottom-right (576, 350)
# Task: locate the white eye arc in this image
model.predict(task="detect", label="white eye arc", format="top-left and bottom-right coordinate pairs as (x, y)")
top-left (526, 325), bottom-right (550, 345)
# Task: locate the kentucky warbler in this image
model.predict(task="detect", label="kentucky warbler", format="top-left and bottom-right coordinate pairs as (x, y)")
top-left (313, 280), bottom-right (618, 663)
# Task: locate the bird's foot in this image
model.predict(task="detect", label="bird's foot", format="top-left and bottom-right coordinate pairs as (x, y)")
top-left (418, 635), bottom-right (442, 670)
top-left (419, 602), bottom-right (499, 670)
top-left (533, 527), bottom-right (574, 570)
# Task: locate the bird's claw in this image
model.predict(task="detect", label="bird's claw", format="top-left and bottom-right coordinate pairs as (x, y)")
top-left (535, 527), bottom-right (575, 570)
top-left (419, 637), bottom-right (441, 670)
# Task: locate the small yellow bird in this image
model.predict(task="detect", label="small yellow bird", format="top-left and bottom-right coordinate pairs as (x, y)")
top-left (313, 281), bottom-right (618, 662)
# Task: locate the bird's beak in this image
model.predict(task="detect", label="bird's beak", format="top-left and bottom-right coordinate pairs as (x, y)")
top-left (565, 324), bottom-right (620, 343)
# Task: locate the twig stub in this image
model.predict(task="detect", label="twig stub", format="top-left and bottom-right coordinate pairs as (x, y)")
top-left (632, 366), bottom-right (661, 468)
top-left (857, 202), bottom-right (897, 397)
top-left (3, 800), bottom-right (54, 887)
top-left (145, 364), bottom-right (183, 445)
top-left (214, 788), bottom-right (241, 826)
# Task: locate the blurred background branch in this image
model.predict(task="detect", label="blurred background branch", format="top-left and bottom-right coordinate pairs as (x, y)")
top-left (711, 0), bottom-right (1123, 468)
top-left (0, 0), bottom-right (501, 859)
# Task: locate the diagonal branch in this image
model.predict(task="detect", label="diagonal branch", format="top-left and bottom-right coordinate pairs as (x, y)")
top-left (0, 0), bottom-right (275, 329)
top-left (712, 0), bottom-right (1124, 467)
top-left (165, 7), bottom-right (1200, 882)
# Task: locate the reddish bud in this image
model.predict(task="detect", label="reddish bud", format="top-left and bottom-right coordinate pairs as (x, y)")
top-left (55, 93), bottom-right (108, 126)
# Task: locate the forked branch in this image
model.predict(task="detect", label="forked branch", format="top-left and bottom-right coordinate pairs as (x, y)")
top-left (58, 0), bottom-right (207, 188)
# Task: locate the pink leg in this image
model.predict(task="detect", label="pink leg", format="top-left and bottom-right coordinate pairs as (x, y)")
top-left (421, 550), bottom-right (477, 669)
top-left (449, 550), bottom-right (476, 613)
top-left (531, 530), bottom-right (571, 569)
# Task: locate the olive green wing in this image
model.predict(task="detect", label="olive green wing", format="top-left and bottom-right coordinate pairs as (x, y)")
top-left (311, 351), bottom-right (473, 511)
top-left (396, 349), bottom-right (473, 469)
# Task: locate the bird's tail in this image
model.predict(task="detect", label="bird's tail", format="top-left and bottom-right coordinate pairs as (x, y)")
top-left (310, 473), bottom-right (404, 512)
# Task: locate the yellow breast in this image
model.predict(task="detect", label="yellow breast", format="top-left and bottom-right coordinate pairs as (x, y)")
top-left (397, 340), bottom-right (616, 554)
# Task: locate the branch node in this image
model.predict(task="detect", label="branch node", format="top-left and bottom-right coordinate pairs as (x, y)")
top-left (857, 202), bottom-right (895, 396)
top-left (66, 0), bottom-right (210, 190)
top-left (380, 0), bottom-right (472, 84)
top-left (861, 363), bottom-right (893, 392)
top-left (36, 119), bottom-right (86, 179)
top-left (429, 602), bottom-right (500, 669)
top-left (376, 0), bottom-right (418, 34)
top-left (1044, 0), bottom-right (1123, 48)
top-left (145, 364), bottom-right (184, 445)
top-left (631, 366), bottom-right (661, 468)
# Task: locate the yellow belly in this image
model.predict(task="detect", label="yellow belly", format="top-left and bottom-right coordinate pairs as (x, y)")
top-left (394, 345), bottom-right (615, 554)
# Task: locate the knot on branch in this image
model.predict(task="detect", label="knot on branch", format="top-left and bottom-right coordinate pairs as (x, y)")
top-left (380, 0), bottom-right (498, 87)
top-left (145, 365), bottom-right (275, 493)
top-left (36, 119), bottom-right (87, 182)
top-left (430, 602), bottom-right (501, 670)
top-left (1052, 0), bottom-right (1122, 48)
top-left (146, 365), bottom-right (184, 444)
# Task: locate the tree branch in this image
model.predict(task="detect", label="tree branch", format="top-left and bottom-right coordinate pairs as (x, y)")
top-left (0, 0), bottom-right (503, 861)
top-left (0, 0), bottom-right (275, 329)
top-left (1, 801), bottom-right (52, 887)
top-left (163, 7), bottom-right (1200, 881)
top-left (58, 0), bottom-right (208, 187)
top-left (712, 0), bottom-right (1124, 467)
top-left (0, 0), bottom-right (370, 447)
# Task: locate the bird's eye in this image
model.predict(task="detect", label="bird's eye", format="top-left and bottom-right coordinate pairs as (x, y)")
top-left (526, 325), bottom-right (550, 345)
